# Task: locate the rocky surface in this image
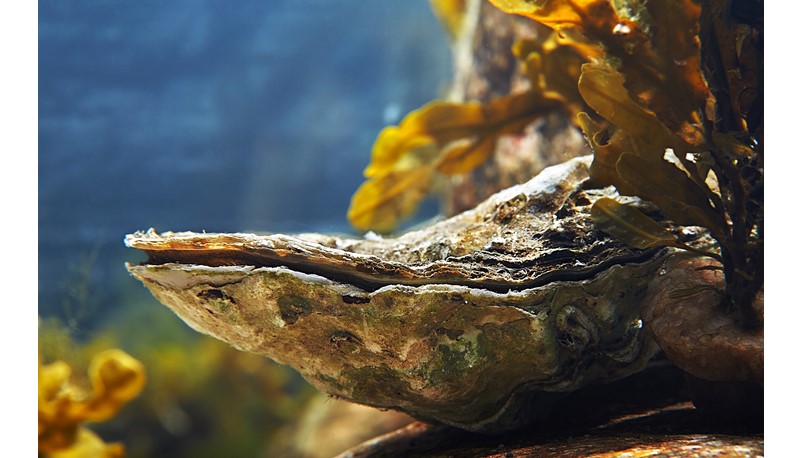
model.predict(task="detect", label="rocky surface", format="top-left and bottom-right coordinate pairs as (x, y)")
top-left (267, 397), bottom-right (413, 458)
top-left (642, 254), bottom-right (764, 385)
top-left (641, 253), bottom-right (764, 417)
top-left (336, 362), bottom-right (763, 457)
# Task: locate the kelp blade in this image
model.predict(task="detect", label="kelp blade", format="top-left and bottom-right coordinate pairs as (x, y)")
top-left (590, 197), bottom-right (677, 250)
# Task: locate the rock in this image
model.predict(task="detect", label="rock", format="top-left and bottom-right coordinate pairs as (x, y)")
top-left (266, 396), bottom-right (413, 458)
top-left (335, 362), bottom-right (763, 457)
top-left (640, 253), bottom-right (764, 417)
top-left (641, 254), bottom-right (764, 385)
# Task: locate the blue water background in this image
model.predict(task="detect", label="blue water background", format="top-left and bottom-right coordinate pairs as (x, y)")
top-left (39, 0), bottom-right (452, 323)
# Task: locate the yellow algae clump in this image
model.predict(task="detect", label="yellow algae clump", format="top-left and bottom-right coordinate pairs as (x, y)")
top-left (38, 349), bottom-right (146, 457)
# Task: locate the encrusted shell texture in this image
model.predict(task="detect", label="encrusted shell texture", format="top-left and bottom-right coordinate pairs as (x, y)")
top-left (127, 157), bottom-right (664, 432)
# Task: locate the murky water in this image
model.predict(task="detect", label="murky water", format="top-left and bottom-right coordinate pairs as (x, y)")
top-left (39, 0), bottom-right (452, 322)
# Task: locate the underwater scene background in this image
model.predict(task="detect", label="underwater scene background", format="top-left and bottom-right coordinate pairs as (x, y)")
top-left (39, 1), bottom-right (451, 456)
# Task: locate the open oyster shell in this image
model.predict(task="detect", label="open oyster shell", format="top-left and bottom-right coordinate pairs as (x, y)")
top-left (126, 156), bottom-right (666, 432)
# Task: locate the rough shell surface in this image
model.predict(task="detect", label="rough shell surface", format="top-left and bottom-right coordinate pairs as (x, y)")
top-left (126, 156), bottom-right (666, 432)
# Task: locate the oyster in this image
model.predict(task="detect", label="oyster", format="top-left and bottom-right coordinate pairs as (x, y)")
top-left (126, 156), bottom-right (668, 432)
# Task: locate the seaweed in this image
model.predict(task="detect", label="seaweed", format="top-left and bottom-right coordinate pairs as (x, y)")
top-left (38, 312), bottom-right (317, 458)
top-left (429, 0), bottom-right (469, 39)
top-left (347, 20), bottom-right (593, 232)
top-left (349, 0), bottom-right (763, 328)
top-left (38, 347), bottom-right (146, 457)
top-left (348, 93), bottom-right (565, 232)
top-left (494, 0), bottom-right (763, 328)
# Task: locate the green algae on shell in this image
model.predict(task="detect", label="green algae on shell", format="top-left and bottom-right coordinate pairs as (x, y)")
top-left (126, 156), bottom-right (666, 432)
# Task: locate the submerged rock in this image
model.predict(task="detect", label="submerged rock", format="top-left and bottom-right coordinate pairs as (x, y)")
top-left (335, 361), bottom-right (764, 457)
top-left (126, 156), bottom-right (696, 432)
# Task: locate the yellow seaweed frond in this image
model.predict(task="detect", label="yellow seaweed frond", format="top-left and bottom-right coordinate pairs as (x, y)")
top-left (39, 349), bottom-right (146, 457)
top-left (348, 91), bottom-right (565, 233)
top-left (348, 164), bottom-right (436, 234)
top-left (488, 0), bottom-right (628, 40)
top-left (490, 0), bottom-right (709, 141)
top-left (429, 0), bottom-right (468, 39)
top-left (512, 30), bottom-right (599, 121)
top-left (489, 0), bottom-right (720, 221)
top-left (578, 63), bottom-right (666, 143)
top-left (47, 429), bottom-right (125, 458)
